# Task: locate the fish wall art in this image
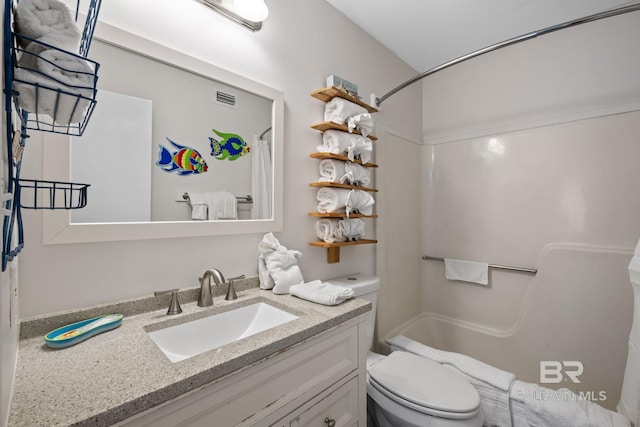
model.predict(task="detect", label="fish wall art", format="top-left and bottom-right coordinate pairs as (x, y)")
top-left (156, 137), bottom-right (208, 175)
top-left (209, 129), bottom-right (250, 161)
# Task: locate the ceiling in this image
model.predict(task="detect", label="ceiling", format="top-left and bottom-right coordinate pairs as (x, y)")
top-left (326, 0), bottom-right (632, 72)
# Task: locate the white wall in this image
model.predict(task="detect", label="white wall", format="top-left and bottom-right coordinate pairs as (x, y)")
top-left (17, 0), bottom-right (422, 317)
top-left (412, 10), bottom-right (640, 409)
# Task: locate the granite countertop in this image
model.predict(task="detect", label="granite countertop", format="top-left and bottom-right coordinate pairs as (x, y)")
top-left (8, 278), bottom-right (371, 427)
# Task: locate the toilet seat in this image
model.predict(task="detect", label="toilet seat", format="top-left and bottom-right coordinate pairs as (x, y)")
top-left (368, 351), bottom-right (481, 420)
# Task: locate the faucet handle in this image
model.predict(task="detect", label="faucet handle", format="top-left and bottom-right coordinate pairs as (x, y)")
top-left (225, 275), bottom-right (245, 301)
top-left (154, 288), bottom-right (183, 315)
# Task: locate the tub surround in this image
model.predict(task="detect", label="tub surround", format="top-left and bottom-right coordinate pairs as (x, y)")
top-left (8, 280), bottom-right (370, 426)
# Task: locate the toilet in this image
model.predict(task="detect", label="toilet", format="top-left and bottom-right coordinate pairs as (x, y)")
top-left (326, 274), bottom-right (484, 427)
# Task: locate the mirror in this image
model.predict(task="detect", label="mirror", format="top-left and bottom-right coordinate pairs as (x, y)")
top-left (42, 22), bottom-right (283, 244)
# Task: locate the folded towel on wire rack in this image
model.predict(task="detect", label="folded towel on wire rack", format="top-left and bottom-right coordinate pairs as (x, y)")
top-left (289, 280), bottom-right (354, 306)
top-left (14, 37), bottom-right (95, 125)
top-left (14, 0), bottom-right (81, 49)
top-left (324, 97), bottom-right (368, 125)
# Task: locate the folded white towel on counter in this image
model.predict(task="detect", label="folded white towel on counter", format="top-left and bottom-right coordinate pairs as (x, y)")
top-left (14, 0), bottom-right (80, 49)
top-left (316, 187), bottom-right (351, 213)
top-left (444, 258), bottom-right (489, 285)
top-left (347, 136), bottom-right (373, 165)
top-left (289, 280), bottom-right (354, 306)
top-left (266, 249), bottom-right (304, 295)
top-left (347, 113), bottom-right (375, 138)
top-left (343, 162), bottom-right (371, 187)
top-left (338, 218), bottom-right (366, 241)
top-left (257, 233), bottom-right (304, 293)
top-left (14, 37), bottom-right (95, 125)
top-left (345, 189), bottom-right (375, 216)
top-left (324, 97), bottom-right (368, 125)
top-left (318, 158), bottom-right (346, 183)
top-left (316, 219), bottom-right (347, 243)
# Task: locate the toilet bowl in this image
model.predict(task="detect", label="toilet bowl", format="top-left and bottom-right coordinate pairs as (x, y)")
top-left (326, 274), bottom-right (484, 427)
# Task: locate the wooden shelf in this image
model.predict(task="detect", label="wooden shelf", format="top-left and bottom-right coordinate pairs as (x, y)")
top-left (310, 121), bottom-right (378, 140)
top-left (309, 182), bottom-right (378, 192)
top-left (309, 239), bottom-right (378, 263)
top-left (308, 212), bottom-right (378, 219)
top-left (308, 152), bottom-right (378, 168)
top-left (311, 86), bottom-right (378, 113)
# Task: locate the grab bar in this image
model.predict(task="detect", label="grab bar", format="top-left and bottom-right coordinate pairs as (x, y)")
top-left (421, 255), bottom-right (537, 274)
top-left (181, 193), bottom-right (253, 204)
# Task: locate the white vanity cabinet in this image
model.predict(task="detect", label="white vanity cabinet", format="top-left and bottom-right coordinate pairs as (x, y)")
top-left (115, 315), bottom-right (367, 427)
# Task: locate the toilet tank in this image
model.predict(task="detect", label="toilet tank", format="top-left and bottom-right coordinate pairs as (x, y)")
top-left (326, 274), bottom-right (380, 350)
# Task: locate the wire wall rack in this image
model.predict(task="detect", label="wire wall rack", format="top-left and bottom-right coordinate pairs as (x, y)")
top-left (2, 0), bottom-right (102, 270)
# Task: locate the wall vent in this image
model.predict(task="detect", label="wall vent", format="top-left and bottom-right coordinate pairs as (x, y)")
top-left (215, 90), bottom-right (238, 108)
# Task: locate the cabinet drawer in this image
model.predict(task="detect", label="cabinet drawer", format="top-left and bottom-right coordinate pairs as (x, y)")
top-left (289, 376), bottom-right (358, 427)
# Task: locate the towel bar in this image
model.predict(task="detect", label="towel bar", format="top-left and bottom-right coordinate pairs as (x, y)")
top-left (181, 193), bottom-right (253, 204)
top-left (421, 255), bottom-right (537, 274)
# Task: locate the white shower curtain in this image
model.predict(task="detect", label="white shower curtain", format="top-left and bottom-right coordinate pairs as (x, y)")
top-left (251, 135), bottom-right (272, 219)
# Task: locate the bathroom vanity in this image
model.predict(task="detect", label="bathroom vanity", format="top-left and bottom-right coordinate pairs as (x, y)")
top-left (8, 284), bottom-right (370, 426)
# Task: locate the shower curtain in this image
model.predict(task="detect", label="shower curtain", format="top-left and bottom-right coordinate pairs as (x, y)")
top-left (251, 135), bottom-right (272, 219)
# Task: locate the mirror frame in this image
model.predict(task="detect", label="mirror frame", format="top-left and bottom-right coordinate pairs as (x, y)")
top-left (42, 22), bottom-right (284, 244)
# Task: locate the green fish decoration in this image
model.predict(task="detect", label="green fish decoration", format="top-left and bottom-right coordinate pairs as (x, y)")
top-left (209, 129), bottom-right (250, 161)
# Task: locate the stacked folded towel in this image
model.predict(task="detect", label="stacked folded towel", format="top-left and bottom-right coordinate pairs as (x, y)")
top-left (317, 130), bottom-right (373, 164)
top-left (257, 233), bottom-right (304, 294)
top-left (13, 0), bottom-right (94, 125)
top-left (187, 191), bottom-right (237, 220)
top-left (316, 188), bottom-right (374, 216)
top-left (324, 97), bottom-right (367, 125)
top-left (316, 218), bottom-right (366, 243)
top-left (289, 280), bottom-right (354, 306)
top-left (318, 159), bottom-right (371, 187)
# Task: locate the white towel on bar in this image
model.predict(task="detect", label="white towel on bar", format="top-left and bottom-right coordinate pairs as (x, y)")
top-left (289, 280), bottom-right (354, 306)
top-left (187, 191), bottom-right (237, 220)
top-left (186, 192), bottom-right (207, 220)
top-left (444, 258), bottom-right (489, 285)
top-left (324, 97), bottom-right (368, 125)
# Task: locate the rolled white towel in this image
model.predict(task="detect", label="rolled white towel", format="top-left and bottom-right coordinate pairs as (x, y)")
top-left (347, 136), bottom-right (373, 165)
top-left (289, 280), bottom-right (354, 306)
top-left (317, 129), bottom-right (352, 155)
top-left (316, 219), bottom-right (346, 243)
top-left (316, 187), bottom-right (351, 213)
top-left (318, 158), bottom-right (346, 183)
top-left (342, 162), bottom-right (371, 187)
top-left (338, 218), bottom-right (365, 241)
top-left (324, 97), bottom-right (368, 125)
top-left (347, 113), bottom-right (375, 138)
top-left (345, 189), bottom-right (375, 216)
top-left (14, 0), bottom-right (80, 50)
top-left (265, 249), bottom-right (305, 295)
top-left (14, 38), bottom-right (95, 124)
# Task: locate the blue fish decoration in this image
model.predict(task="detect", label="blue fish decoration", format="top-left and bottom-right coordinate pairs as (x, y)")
top-left (156, 137), bottom-right (208, 175)
top-left (209, 129), bottom-right (250, 161)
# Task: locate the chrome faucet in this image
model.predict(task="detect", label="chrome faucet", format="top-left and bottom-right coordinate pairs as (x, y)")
top-left (198, 269), bottom-right (226, 307)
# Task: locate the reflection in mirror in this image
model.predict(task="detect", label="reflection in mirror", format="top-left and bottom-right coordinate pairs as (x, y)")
top-left (70, 38), bottom-right (273, 223)
top-left (42, 23), bottom-right (283, 244)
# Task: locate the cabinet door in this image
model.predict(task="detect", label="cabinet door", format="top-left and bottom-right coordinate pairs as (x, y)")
top-left (288, 376), bottom-right (358, 427)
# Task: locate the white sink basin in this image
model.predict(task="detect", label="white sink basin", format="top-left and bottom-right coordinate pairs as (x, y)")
top-left (147, 301), bottom-right (299, 362)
